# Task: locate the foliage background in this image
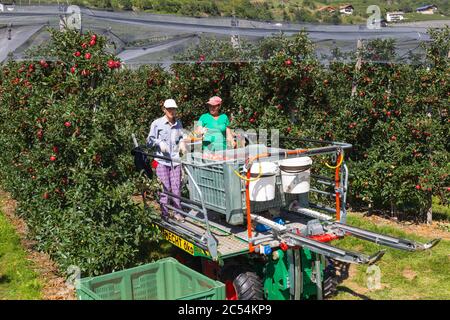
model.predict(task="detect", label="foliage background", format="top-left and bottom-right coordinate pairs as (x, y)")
top-left (0, 27), bottom-right (448, 276)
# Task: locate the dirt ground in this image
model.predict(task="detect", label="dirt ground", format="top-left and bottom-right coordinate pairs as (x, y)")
top-left (0, 191), bottom-right (76, 300)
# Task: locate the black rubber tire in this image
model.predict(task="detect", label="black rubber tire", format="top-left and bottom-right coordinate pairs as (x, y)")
top-left (221, 266), bottom-right (264, 300)
top-left (323, 259), bottom-right (338, 299)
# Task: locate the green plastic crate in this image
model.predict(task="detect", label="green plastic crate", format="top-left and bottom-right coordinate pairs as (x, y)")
top-left (77, 258), bottom-right (225, 300)
top-left (185, 145), bottom-right (289, 225)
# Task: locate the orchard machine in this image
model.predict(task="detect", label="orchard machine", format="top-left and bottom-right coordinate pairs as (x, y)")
top-left (132, 135), bottom-right (440, 300)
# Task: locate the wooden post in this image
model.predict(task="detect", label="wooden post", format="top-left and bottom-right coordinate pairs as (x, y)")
top-left (426, 207), bottom-right (432, 225)
top-left (426, 195), bottom-right (432, 225)
top-left (351, 39), bottom-right (363, 97)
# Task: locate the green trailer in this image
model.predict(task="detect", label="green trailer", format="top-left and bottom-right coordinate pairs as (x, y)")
top-left (131, 135), bottom-right (440, 300)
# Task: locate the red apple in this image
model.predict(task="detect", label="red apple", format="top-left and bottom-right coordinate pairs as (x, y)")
top-left (415, 185), bottom-right (421, 190)
top-left (74, 51), bottom-right (81, 57)
top-left (39, 59), bottom-right (48, 68)
top-left (84, 52), bottom-right (91, 60)
top-left (64, 121), bottom-right (71, 128)
top-left (50, 155), bottom-right (56, 162)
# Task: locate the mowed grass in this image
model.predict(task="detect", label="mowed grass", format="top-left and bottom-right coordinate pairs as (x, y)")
top-left (0, 212), bottom-right (42, 300)
top-left (331, 213), bottom-right (450, 300)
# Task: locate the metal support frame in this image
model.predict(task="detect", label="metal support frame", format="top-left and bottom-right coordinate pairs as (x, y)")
top-left (283, 231), bottom-right (385, 265)
top-left (132, 133), bottom-right (439, 281)
top-left (341, 164), bottom-right (349, 223)
top-left (324, 221), bottom-right (440, 251)
top-left (315, 254), bottom-right (323, 300)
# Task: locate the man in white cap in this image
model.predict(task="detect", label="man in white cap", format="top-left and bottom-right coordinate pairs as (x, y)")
top-left (147, 99), bottom-right (186, 221)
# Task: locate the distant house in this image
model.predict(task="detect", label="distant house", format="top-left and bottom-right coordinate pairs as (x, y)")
top-left (0, 2), bottom-right (15, 12)
top-left (318, 6), bottom-right (336, 13)
top-left (386, 11), bottom-right (405, 22)
top-left (339, 5), bottom-right (354, 15)
top-left (416, 5), bottom-right (438, 14)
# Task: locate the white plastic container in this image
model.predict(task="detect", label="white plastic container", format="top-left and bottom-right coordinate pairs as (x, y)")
top-left (248, 162), bottom-right (279, 202)
top-left (279, 157), bottom-right (313, 194)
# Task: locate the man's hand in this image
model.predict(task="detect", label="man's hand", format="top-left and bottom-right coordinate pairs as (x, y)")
top-left (179, 140), bottom-right (187, 155)
top-left (159, 141), bottom-right (169, 153)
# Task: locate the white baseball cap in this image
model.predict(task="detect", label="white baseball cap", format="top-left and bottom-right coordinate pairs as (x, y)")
top-left (164, 99), bottom-right (178, 109)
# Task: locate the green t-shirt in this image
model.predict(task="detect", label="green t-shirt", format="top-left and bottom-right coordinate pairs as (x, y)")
top-left (198, 113), bottom-right (230, 151)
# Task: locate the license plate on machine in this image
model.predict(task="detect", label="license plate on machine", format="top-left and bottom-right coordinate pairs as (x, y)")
top-left (154, 224), bottom-right (195, 255)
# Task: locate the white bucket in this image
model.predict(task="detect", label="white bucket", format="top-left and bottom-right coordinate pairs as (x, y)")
top-left (248, 162), bottom-right (279, 202)
top-left (279, 157), bottom-right (313, 194)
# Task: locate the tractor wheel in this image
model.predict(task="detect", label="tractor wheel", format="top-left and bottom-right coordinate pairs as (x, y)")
top-left (323, 258), bottom-right (338, 299)
top-left (221, 266), bottom-right (264, 300)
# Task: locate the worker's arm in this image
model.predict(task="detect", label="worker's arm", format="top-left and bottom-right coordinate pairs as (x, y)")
top-left (226, 127), bottom-right (236, 148)
top-left (146, 121), bottom-right (161, 148)
top-left (194, 116), bottom-right (208, 136)
top-left (225, 115), bottom-right (236, 148)
top-left (146, 121), bottom-right (168, 152)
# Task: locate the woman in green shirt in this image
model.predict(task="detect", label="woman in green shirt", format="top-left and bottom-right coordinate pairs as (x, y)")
top-left (196, 96), bottom-right (236, 151)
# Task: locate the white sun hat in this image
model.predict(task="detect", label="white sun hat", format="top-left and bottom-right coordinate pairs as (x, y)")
top-left (164, 99), bottom-right (178, 109)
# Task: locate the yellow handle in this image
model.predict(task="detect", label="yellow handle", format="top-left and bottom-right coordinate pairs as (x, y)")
top-left (325, 153), bottom-right (343, 169)
top-left (233, 163), bottom-right (263, 182)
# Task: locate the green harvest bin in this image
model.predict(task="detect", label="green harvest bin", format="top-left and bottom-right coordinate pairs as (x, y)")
top-left (77, 258), bottom-right (225, 300)
top-left (185, 145), bottom-right (288, 225)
